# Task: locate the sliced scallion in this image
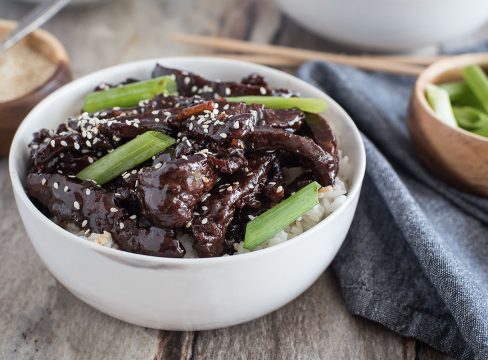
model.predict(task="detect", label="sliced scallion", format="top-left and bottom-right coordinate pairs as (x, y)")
top-left (461, 65), bottom-right (488, 113)
top-left (243, 181), bottom-right (320, 250)
top-left (425, 84), bottom-right (457, 128)
top-left (452, 106), bottom-right (488, 133)
top-left (226, 96), bottom-right (327, 113)
top-left (77, 131), bottom-right (175, 185)
top-left (83, 76), bottom-right (177, 113)
top-left (439, 81), bottom-right (469, 102)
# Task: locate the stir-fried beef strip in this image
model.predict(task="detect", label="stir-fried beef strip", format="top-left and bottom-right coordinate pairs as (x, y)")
top-left (247, 127), bottom-right (337, 185)
top-left (137, 154), bottom-right (218, 228)
top-left (152, 65), bottom-right (292, 98)
top-left (191, 154), bottom-right (275, 257)
top-left (26, 173), bottom-right (184, 257)
top-left (25, 65), bottom-right (339, 258)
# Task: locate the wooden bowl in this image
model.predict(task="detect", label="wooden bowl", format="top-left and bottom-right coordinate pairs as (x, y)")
top-left (407, 53), bottom-right (488, 197)
top-left (0, 19), bottom-right (72, 156)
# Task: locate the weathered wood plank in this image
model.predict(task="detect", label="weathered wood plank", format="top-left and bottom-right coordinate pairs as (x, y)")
top-left (0, 0), bottom-right (469, 358)
top-left (192, 270), bottom-right (415, 360)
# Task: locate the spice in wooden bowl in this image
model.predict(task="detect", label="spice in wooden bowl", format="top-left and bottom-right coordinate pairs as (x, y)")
top-left (0, 19), bottom-right (72, 156)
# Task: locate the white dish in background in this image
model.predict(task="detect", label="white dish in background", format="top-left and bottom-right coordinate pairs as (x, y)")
top-left (9, 57), bottom-right (366, 330)
top-left (277, 0), bottom-right (488, 51)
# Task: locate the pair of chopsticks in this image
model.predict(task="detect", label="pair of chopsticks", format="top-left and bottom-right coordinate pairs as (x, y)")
top-left (171, 33), bottom-right (445, 76)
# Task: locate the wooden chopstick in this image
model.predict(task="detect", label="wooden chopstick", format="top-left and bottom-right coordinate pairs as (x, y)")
top-left (205, 54), bottom-right (302, 67)
top-left (171, 33), bottom-right (426, 76)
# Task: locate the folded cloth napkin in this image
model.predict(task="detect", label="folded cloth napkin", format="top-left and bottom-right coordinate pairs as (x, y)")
top-left (298, 61), bottom-right (488, 360)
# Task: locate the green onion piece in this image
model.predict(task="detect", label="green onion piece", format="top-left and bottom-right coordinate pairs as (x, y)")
top-left (439, 81), bottom-right (484, 110)
top-left (439, 81), bottom-right (469, 102)
top-left (452, 106), bottom-right (488, 138)
top-left (473, 126), bottom-right (488, 137)
top-left (425, 84), bottom-right (457, 128)
top-left (77, 131), bottom-right (175, 185)
top-left (243, 181), bottom-right (321, 250)
top-left (226, 96), bottom-right (327, 113)
top-left (461, 65), bottom-right (488, 113)
top-left (83, 76), bottom-right (177, 113)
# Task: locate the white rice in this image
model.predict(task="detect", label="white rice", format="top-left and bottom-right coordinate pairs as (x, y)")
top-left (76, 154), bottom-right (350, 257)
top-left (233, 153), bottom-right (350, 255)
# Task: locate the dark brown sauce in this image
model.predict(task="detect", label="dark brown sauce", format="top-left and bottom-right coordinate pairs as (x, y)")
top-left (25, 66), bottom-right (338, 258)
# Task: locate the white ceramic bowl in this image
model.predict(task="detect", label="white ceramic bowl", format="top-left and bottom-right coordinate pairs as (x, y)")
top-left (9, 57), bottom-right (366, 330)
top-left (277, 0), bottom-right (488, 51)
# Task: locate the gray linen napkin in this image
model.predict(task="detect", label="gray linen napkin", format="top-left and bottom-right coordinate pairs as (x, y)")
top-left (297, 61), bottom-right (488, 360)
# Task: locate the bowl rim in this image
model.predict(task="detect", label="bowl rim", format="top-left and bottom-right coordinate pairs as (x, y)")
top-left (415, 52), bottom-right (488, 143)
top-left (0, 19), bottom-right (71, 106)
top-left (9, 56), bottom-right (366, 265)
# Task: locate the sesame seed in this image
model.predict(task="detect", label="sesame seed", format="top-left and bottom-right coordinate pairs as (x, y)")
top-left (260, 87), bottom-right (267, 95)
top-left (225, 87), bottom-right (231, 96)
top-left (74, 201), bottom-right (80, 210)
top-left (233, 121), bottom-right (240, 129)
top-left (41, 178), bottom-right (47, 186)
top-left (50, 139), bottom-right (55, 147)
top-left (189, 123), bottom-right (194, 130)
top-left (227, 186), bottom-right (232, 191)
top-left (154, 118), bottom-right (160, 123)
top-left (53, 182), bottom-right (59, 189)
top-left (181, 155), bottom-right (188, 160)
top-left (85, 189), bottom-right (91, 196)
top-left (74, 142), bottom-right (80, 150)
top-left (131, 170), bottom-right (137, 175)
top-left (123, 173), bottom-right (131, 179)
top-left (201, 218), bottom-right (208, 224)
top-left (88, 157), bottom-right (94, 164)
top-left (82, 220), bottom-right (88, 227)
top-left (191, 85), bottom-right (198, 93)
top-left (152, 110), bottom-right (160, 115)
top-left (202, 206), bottom-right (208, 211)
top-left (219, 133), bottom-right (227, 138)
top-left (130, 215), bottom-right (137, 220)
top-left (277, 185), bottom-right (284, 193)
top-left (185, 221), bottom-right (192, 228)
top-left (110, 207), bottom-right (118, 213)
top-left (64, 186), bottom-right (69, 192)
top-left (184, 76), bottom-right (191, 85)
top-left (248, 215), bottom-right (255, 220)
top-left (202, 176), bottom-right (209, 183)
top-left (60, 140), bottom-right (68, 147)
top-left (84, 229), bottom-right (91, 235)
top-left (119, 222), bottom-right (125, 229)
top-left (154, 163), bottom-right (162, 169)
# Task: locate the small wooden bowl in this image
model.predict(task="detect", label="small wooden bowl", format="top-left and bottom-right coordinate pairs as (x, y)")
top-left (0, 19), bottom-right (72, 156)
top-left (407, 53), bottom-right (488, 197)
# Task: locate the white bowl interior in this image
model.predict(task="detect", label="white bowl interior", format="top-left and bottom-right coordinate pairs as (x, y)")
top-left (9, 57), bottom-right (365, 264)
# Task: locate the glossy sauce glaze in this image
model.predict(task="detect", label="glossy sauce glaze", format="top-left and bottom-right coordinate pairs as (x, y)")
top-left (26, 66), bottom-right (338, 258)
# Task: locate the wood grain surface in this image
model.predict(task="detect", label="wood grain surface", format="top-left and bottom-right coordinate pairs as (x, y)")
top-left (1, 0), bottom-right (477, 358)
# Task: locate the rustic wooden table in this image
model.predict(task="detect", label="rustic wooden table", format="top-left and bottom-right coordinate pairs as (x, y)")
top-left (3, 0), bottom-right (484, 358)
